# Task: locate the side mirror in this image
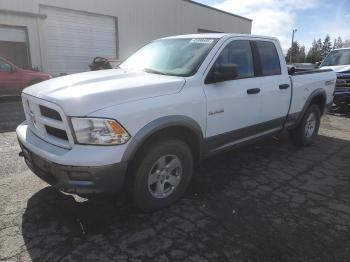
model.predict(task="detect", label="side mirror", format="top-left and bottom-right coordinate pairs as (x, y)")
top-left (222, 64), bottom-right (238, 81)
top-left (205, 64), bottom-right (239, 84)
top-left (10, 66), bottom-right (17, 73)
top-left (315, 61), bottom-right (321, 68)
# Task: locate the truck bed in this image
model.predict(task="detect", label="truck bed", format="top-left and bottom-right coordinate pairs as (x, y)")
top-left (289, 69), bottom-right (335, 120)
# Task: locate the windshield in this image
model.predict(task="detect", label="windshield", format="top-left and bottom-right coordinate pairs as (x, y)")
top-left (321, 49), bottom-right (350, 67)
top-left (119, 38), bottom-right (218, 76)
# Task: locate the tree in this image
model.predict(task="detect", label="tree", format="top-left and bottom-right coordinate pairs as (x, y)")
top-left (306, 39), bottom-right (322, 63)
top-left (344, 40), bottom-right (350, 48)
top-left (286, 41), bottom-right (306, 63)
top-left (297, 46), bottom-right (306, 62)
top-left (317, 38), bottom-right (323, 51)
top-left (300, 34), bottom-right (349, 64)
top-left (321, 35), bottom-right (332, 59)
top-left (336, 37), bottom-right (343, 49)
top-left (286, 41), bottom-right (298, 63)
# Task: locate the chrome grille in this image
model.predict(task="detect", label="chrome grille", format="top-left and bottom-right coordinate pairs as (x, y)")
top-left (336, 73), bottom-right (350, 88)
top-left (22, 94), bottom-right (73, 149)
top-left (40, 105), bottom-right (62, 121)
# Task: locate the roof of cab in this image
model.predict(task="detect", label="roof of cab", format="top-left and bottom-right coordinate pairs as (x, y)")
top-left (161, 33), bottom-right (279, 42)
top-left (333, 47), bottom-right (350, 51)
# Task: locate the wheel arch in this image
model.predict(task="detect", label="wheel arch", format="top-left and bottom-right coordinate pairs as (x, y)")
top-left (296, 88), bottom-right (326, 125)
top-left (122, 116), bottom-right (204, 164)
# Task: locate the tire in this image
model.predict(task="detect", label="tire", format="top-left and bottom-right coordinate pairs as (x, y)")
top-left (289, 104), bottom-right (321, 146)
top-left (129, 138), bottom-right (193, 212)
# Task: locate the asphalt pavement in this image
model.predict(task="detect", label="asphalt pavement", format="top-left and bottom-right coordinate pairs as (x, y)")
top-left (0, 101), bottom-right (350, 261)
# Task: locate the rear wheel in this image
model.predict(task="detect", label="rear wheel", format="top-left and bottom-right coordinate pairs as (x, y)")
top-left (289, 104), bottom-right (321, 146)
top-left (130, 138), bottom-right (193, 212)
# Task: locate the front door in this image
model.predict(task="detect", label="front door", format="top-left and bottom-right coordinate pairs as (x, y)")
top-left (202, 39), bottom-right (263, 152)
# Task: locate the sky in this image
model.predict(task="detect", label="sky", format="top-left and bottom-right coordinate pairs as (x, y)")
top-left (196, 0), bottom-right (350, 53)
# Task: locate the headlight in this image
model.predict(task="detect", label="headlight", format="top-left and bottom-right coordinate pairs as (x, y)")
top-left (71, 118), bottom-right (130, 145)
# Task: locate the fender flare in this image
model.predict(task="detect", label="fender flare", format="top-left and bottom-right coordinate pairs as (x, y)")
top-left (121, 115), bottom-right (204, 162)
top-left (296, 88), bottom-right (326, 125)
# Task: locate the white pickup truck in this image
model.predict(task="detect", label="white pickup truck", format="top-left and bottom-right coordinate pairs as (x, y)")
top-left (17, 34), bottom-right (336, 211)
top-left (320, 48), bottom-right (350, 110)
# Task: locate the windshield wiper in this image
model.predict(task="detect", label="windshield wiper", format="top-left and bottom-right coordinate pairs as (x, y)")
top-left (144, 68), bottom-right (168, 75)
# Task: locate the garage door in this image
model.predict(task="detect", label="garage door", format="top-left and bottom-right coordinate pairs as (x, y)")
top-left (0, 26), bottom-right (27, 42)
top-left (41, 6), bottom-right (117, 75)
top-left (0, 25), bottom-right (30, 68)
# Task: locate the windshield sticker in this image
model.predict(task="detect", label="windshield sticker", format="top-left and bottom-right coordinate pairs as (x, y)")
top-left (190, 39), bottom-right (214, 44)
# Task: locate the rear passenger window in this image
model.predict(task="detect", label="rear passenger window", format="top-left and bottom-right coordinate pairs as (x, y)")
top-left (256, 41), bottom-right (281, 76)
top-left (213, 40), bottom-right (254, 79)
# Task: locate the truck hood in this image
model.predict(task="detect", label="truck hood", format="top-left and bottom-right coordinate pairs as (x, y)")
top-left (321, 65), bottom-right (350, 73)
top-left (23, 69), bottom-right (185, 116)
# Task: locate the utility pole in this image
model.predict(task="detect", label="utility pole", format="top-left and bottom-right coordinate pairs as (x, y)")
top-left (289, 29), bottom-right (298, 64)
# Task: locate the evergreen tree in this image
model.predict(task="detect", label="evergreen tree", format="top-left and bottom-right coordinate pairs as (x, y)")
top-left (306, 39), bottom-right (322, 63)
top-left (297, 46), bottom-right (306, 62)
top-left (344, 40), bottom-right (350, 48)
top-left (300, 35), bottom-right (349, 64)
top-left (286, 41), bottom-right (306, 63)
top-left (336, 37), bottom-right (343, 49)
top-left (321, 35), bottom-right (332, 59)
top-left (317, 38), bottom-right (323, 51)
top-left (286, 41), bottom-right (299, 63)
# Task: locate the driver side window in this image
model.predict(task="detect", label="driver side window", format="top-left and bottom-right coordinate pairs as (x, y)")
top-left (212, 40), bottom-right (254, 79)
top-left (0, 60), bottom-right (11, 73)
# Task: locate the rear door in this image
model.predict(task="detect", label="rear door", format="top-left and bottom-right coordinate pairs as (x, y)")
top-left (253, 40), bottom-right (291, 126)
top-left (202, 38), bottom-right (263, 151)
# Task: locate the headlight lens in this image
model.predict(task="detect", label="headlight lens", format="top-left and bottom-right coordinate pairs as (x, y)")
top-left (71, 118), bottom-right (130, 145)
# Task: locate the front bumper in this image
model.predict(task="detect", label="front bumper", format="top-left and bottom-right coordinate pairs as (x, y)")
top-left (18, 141), bottom-right (128, 195)
top-left (17, 123), bottom-right (128, 195)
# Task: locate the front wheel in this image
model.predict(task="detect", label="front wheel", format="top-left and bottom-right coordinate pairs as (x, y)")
top-left (129, 138), bottom-right (193, 212)
top-left (289, 104), bottom-right (321, 146)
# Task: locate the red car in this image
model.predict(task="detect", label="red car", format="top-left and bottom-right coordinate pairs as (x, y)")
top-left (0, 57), bottom-right (51, 96)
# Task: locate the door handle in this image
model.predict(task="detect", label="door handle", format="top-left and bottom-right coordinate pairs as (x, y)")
top-left (247, 88), bottom-right (261, 95)
top-left (279, 84), bottom-right (290, 90)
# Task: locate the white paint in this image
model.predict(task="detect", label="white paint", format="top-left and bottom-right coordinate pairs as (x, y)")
top-left (0, 25), bottom-right (26, 42)
top-left (17, 34), bottom-right (336, 168)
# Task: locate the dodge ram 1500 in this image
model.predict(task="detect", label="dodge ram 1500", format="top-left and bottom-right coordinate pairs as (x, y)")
top-left (17, 34), bottom-right (336, 211)
top-left (320, 48), bottom-right (350, 110)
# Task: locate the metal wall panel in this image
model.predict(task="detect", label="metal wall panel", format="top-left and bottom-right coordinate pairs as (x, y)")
top-left (0, 0), bottom-right (252, 73)
top-left (41, 6), bottom-right (117, 75)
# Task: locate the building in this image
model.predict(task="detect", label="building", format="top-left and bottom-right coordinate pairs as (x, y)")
top-left (0, 0), bottom-right (252, 75)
